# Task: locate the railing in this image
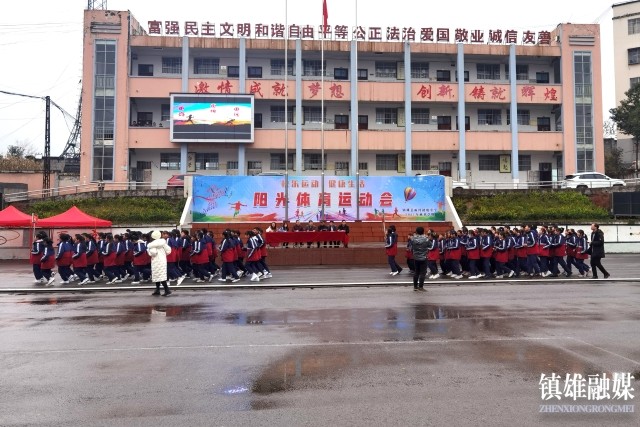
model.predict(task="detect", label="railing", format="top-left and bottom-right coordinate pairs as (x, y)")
top-left (3, 181), bottom-right (174, 203)
top-left (4, 178), bottom-right (640, 203)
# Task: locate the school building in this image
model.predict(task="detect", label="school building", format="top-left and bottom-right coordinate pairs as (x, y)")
top-left (80, 8), bottom-right (604, 188)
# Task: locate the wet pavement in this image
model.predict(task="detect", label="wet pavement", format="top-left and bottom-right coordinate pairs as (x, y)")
top-left (1, 260), bottom-right (639, 426)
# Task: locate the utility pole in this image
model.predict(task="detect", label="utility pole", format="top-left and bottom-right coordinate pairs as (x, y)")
top-left (635, 138), bottom-right (639, 179)
top-left (43, 96), bottom-right (51, 193)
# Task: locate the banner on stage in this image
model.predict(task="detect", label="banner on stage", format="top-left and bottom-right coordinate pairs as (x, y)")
top-left (192, 175), bottom-right (445, 222)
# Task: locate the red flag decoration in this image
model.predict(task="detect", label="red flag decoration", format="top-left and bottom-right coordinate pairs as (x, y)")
top-left (322, 0), bottom-right (328, 32)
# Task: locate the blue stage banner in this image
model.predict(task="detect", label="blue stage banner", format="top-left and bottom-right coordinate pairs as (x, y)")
top-left (192, 175), bottom-right (445, 222)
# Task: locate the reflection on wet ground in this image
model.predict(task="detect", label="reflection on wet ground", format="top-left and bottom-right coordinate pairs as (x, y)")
top-left (11, 296), bottom-right (633, 413)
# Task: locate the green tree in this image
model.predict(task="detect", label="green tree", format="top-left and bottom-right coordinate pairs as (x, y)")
top-left (610, 84), bottom-right (640, 176)
top-left (604, 147), bottom-right (629, 178)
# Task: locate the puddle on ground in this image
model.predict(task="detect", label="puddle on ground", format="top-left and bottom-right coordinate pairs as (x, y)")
top-left (21, 297), bottom-right (87, 306)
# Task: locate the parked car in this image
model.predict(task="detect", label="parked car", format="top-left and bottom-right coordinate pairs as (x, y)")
top-left (562, 172), bottom-right (626, 189)
top-left (167, 174), bottom-right (201, 187)
top-left (452, 181), bottom-right (470, 190)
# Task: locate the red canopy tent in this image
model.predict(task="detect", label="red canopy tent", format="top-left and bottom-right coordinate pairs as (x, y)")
top-left (37, 206), bottom-right (112, 228)
top-left (0, 205), bottom-right (34, 227)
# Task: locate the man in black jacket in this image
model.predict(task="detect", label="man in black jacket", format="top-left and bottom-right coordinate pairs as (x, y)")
top-left (410, 227), bottom-right (430, 291)
top-left (589, 223), bottom-right (610, 279)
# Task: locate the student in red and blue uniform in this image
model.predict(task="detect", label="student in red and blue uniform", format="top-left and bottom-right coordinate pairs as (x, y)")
top-left (245, 230), bottom-right (263, 281)
top-left (40, 238), bottom-right (56, 286)
top-left (524, 225), bottom-right (541, 276)
top-left (94, 232), bottom-right (106, 279)
top-left (513, 228), bottom-right (529, 277)
top-left (179, 230), bottom-right (193, 279)
top-left (465, 229), bottom-right (481, 279)
top-left (191, 231), bottom-right (212, 283)
top-left (537, 227), bottom-right (552, 277)
top-left (232, 230), bottom-right (246, 277)
top-left (164, 230), bottom-right (184, 285)
top-left (574, 229), bottom-right (591, 277)
top-left (123, 232), bottom-right (136, 280)
top-left (405, 234), bottom-right (415, 274)
top-left (427, 232), bottom-right (441, 279)
top-left (83, 233), bottom-right (99, 283)
top-left (114, 234), bottom-right (127, 281)
top-left (131, 232), bottom-right (151, 284)
top-left (549, 227), bottom-right (571, 277)
top-left (55, 233), bottom-right (73, 284)
top-left (218, 229), bottom-right (241, 282)
top-left (253, 227), bottom-right (272, 278)
top-left (445, 230), bottom-right (463, 279)
top-left (385, 225), bottom-right (402, 276)
top-left (101, 234), bottom-right (120, 284)
top-left (72, 234), bottom-right (89, 285)
top-left (494, 231), bottom-right (514, 278)
top-left (30, 231), bottom-right (48, 284)
top-left (458, 228), bottom-right (469, 276)
top-left (479, 229), bottom-right (494, 279)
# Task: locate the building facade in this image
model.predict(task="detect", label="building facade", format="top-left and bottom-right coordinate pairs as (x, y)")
top-left (613, 0), bottom-right (640, 167)
top-left (80, 9), bottom-right (604, 187)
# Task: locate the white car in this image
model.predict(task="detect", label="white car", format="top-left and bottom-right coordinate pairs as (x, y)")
top-left (563, 172), bottom-right (626, 189)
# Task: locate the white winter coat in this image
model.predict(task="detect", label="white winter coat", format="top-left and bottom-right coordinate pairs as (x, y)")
top-left (147, 238), bottom-right (171, 282)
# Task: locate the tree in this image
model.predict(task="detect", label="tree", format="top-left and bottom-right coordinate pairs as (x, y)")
top-left (610, 84), bottom-right (640, 177)
top-left (604, 147), bottom-right (629, 179)
top-left (5, 141), bottom-right (36, 158)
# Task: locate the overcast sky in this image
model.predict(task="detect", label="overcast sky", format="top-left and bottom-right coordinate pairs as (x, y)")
top-left (0, 0), bottom-right (616, 157)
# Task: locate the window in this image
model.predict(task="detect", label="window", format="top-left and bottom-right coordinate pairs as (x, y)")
top-left (478, 109), bottom-right (502, 125)
top-left (455, 71), bottom-right (470, 82)
top-left (358, 162), bottom-right (368, 171)
top-left (631, 77), bottom-right (640, 88)
top-left (248, 66), bottom-right (262, 78)
top-left (506, 109), bottom-right (530, 126)
top-left (437, 116), bottom-right (452, 130)
top-left (412, 154), bottom-right (431, 171)
top-left (630, 48), bottom-right (640, 65)
top-left (195, 153), bottom-right (219, 170)
top-left (194, 58), bottom-right (219, 74)
top-left (375, 108), bottom-right (398, 124)
top-left (376, 154), bottom-right (398, 171)
top-left (438, 162), bottom-right (452, 177)
top-left (136, 112), bottom-right (153, 127)
top-left (456, 116), bottom-right (470, 131)
top-left (335, 161), bottom-right (349, 170)
top-left (270, 106), bottom-right (294, 123)
top-left (227, 66), bottom-right (240, 77)
top-left (254, 113), bottom-right (263, 128)
top-left (227, 161), bottom-right (238, 170)
top-left (629, 18), bottom-right (640, 35)
top-left (303, 106), bottom-right (324, 123)
top-left (479, 155), bottom-right (500, 171)
top-left (411, 62), bottom-right (429, 79)
top-left (270, 153), bottom-right (294, 170)
top-left (536, 72), bottom-right (550, 84)
top-left (505, 64), bottom-right (529, 80)
top-left (161, 104), bottom-right (170, 121)
top-left (303, 60), bottom-right (324, 76)
top-left (270, 59), bottom-right (294, 76)
top-left (304, 154), bottom-right (325, 170)
top-left (162, 57), bottom-right (182, 74)
top-left (518, 155), bottom-right (531, 171)
top-left (476, 63), bottom-right (500, 80)
top-left (248, 161), bottom-right (262, 173)
top-left (335, 114), bottom-right (349, 129)
top-left (334, 67), bottom-right (348, 80)
top-left (411, 108), bottom-right (429, 124)
top-left (375, 61), bottom-right (397, 78)
top-left (436, 70), bottom-right (451, 82)
top-left (537, 117), bottom-right (551, 131)
top-left (357, 68), bottom-right (368, 80)
top-left (358, 115), bottom-right (368, 130)
top-left (138, 64), bottom-right (153, 76)
top-left (160, 153), bottom-right (180, 170)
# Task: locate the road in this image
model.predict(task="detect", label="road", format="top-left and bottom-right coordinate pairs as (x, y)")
top-left (0, 256), bottom-right (638, 426)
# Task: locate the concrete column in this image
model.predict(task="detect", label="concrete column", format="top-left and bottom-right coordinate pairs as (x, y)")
top-left (238, 38), bottom-right (246, 175)
top-left (457, 43), bottom-right (466, 183)
top-left (296, 39), bottom-right (303, 173)
top-left (350, 39), bottom-right (358, 176)
top-left (180, 36), bottom-right (189, 173)
top-left (509, 43), bottom-right (519, 185)
top-left (404, 42), bottom-right (412, 176)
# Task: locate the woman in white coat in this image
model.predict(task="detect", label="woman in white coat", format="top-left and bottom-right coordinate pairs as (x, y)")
top-left (147, 230), bottom-right (172, 296)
